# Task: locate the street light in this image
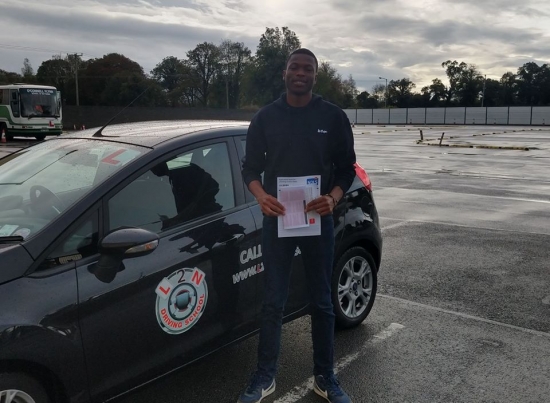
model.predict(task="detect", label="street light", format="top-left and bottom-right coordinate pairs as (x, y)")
top-left (379, 76), bottom-right (388, 108)
top-left (481, 74), bottom-right (487, 108)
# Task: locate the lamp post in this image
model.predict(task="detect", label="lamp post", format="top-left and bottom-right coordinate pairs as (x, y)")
top-left (379, 76), bottom-right (388, 108)
top-left (481, 74), bottom-right (487, 107)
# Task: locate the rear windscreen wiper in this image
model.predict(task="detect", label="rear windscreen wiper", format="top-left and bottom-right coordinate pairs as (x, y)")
top-left (0, 236), bottom-right (24, 243)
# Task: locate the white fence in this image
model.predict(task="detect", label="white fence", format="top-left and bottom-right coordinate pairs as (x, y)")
top-left (344, 106), bottom-right (550, 126)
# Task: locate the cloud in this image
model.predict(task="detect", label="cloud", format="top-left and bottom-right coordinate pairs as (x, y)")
top-left (1, 0), bottom-right (549, 90)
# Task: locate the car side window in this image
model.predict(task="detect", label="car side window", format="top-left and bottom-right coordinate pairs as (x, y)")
top-left (108, 142), bottom-right (235, 233)
top-left (41, 210), bottom-right (99, 269)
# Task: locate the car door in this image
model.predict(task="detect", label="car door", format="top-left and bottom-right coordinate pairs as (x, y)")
top-left (75, 138), bottom-right (260, 401)
top-left (235, 136), bottom-right (309, 317)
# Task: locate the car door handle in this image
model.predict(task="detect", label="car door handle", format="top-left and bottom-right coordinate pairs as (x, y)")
top-left (212, 233), bottom-right (245, 249)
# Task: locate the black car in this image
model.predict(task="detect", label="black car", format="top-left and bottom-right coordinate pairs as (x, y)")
top-left (0, 121), bottom-right (382, 403)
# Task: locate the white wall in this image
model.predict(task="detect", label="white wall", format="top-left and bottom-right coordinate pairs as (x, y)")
top-left (344, 106), bottom-right (550, 126)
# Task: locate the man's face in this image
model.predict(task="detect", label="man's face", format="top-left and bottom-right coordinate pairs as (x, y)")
top-left (283, 54), bottom-right (317, 96)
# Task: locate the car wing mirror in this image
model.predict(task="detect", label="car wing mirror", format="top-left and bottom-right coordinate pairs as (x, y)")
top-left (93, 227), bottom-right (159, 283)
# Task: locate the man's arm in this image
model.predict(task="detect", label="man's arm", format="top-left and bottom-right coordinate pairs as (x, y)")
top-left (248, 180), bottom-right (285, 216)
top-left (331, 111), bottom-right (357, 194)
top-left (306, 110), bottom-right (355, 216)
top-left (242, 114), bottom-right (285, 217)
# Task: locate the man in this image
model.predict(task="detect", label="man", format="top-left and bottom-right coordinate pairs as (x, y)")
top-left (239, 48), bottom-right (356, 403)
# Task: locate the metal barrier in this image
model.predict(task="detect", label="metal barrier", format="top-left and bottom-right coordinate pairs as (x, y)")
top-left (344, 106), bottom-right (550, 126)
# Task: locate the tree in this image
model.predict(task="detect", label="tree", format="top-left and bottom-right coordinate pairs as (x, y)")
top-left (480, 78), bottom-right (502, 107)
top-left (341, 75), bottom-right (358, 108)
top-left (356, 91), bottom-right (379, 108)
top-left (515, 62), bottom-right (550, 106)
top-left (0, 69), bottom-right (22, 84)
top-left (387, 78), bottom-right (416, 107)
top-left (306, 61), bottom-right (358, 108)
top-left (211, 40), bottom-right (252, 108)
top-left (79, 53), bottom-right (148, 106)
top-left (421, 78), bottom-right (447, 106)
top-left (441, 60), bottom-right (484, 106)
top-left (36, 56), bottom-right (72, 97)
top-left (100, 74), bottom-right (166, 107)
top-left (21, 58), bottom-right (35, 82)
top-left (500, 72), bottom-right (517, 106)
top-left (246, 27), bottom-right (301, 105)
top-left (151, 56), bottom-right (191, 107)
top-left (186, 42), bottom-right (221, 106)
top-left (371, 83), bottom-right (386, 105)
top-left (315, 61), bottom-right (344, 106)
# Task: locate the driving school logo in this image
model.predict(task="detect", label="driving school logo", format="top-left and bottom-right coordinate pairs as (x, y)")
top-left (155, 268), bottom-right (208, 335)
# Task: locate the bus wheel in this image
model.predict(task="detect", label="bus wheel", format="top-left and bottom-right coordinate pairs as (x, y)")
top-left (35, 135), bottom-right (46, 141)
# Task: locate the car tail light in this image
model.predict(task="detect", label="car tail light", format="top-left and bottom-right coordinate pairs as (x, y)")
top-left (354, 162), bottom-right (372, 191)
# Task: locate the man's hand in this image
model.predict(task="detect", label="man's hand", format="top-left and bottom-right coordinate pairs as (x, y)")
top-left (257, 194), bottom-right (286, 216)
top-left (248, 180), bottom-right (286, 216)
top-left (306, 195), bottom-right (335, 216)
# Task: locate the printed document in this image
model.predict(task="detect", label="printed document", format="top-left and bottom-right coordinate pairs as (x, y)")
top-left (277, 176), bottom-right (321, 237)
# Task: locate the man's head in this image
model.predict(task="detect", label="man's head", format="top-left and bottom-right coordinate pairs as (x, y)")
top-left (283, 48), bottom-right (318, 97)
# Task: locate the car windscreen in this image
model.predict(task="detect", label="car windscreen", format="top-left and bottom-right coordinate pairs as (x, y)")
top-left (0, 139), bottom-right (148, 241)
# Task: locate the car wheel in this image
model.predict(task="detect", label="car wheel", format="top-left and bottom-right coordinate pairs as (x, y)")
top-left (35, 135), bottom-right (46, 141)
top-left (332, 246), bottom-right (377, 329)
top-left (0, 373), bottom-right (51, 403)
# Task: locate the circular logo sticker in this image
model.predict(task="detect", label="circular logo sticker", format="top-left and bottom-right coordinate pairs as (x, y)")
top-left (155, 268), bottom-right (208, 335)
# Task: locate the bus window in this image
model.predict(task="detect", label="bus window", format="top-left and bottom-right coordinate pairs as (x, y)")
top-left (10, 90), bottom-right (20, 117)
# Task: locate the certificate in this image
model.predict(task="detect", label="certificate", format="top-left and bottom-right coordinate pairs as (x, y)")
top-left (277, 176), bottom-right (321, 237)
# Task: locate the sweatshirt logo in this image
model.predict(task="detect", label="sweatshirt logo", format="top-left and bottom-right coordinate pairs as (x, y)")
top-left (317, 129), bottom-right (328, 134)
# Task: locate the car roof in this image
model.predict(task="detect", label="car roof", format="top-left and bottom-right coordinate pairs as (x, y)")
top-left (63, 120), bottom-right (250, 148)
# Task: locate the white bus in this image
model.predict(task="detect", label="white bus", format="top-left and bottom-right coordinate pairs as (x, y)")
top-left (0, 83), bottom-right (62, 141)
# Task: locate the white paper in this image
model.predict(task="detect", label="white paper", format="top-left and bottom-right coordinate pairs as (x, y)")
top-left (279, 186), bottom-right (311, 229)
top-left (0, 225), bottom-right (18, 237)
top-left (277, 176), bottom-right (321, 237)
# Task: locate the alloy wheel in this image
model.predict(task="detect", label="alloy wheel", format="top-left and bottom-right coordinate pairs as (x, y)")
top-left (337, 255), bottom-right (373, 319)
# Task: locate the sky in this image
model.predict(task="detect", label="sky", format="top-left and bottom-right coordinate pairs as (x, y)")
top-left (1, 0), bottom-right (549, 92)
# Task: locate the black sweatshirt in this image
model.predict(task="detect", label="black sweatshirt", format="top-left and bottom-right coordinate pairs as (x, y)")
top-left (242, 94), bottom-right (356, 198)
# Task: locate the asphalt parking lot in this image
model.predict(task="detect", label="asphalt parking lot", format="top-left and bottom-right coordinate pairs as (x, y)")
top-left (2, 126), bottom-right (549, 402)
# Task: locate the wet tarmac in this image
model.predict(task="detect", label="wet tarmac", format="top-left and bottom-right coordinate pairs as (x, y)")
top-left (3, 125), bottom-right (550, 402)
top-left (114, 125), bottom-right (549, 403)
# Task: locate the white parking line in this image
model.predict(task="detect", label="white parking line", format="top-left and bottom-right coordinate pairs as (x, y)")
top-left (273, 323), bottom-right (405, 403)
top-left (379, 294), bottom-right (550, 338)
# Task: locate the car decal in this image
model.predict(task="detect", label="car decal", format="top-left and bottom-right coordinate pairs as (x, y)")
top-left (155, 268), bottom-right (208, 335)
top-left (100, 149), bottom-right (141, 166)
top-left (233, 245), bottom-right (302, 284)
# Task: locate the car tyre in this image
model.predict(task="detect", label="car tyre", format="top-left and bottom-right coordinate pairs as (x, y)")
top-left (332, 246), bottom-right (377, 329)
top-left (0, 372), bottom-right (51, 403)
top-left (35, 135), bottom-right (46, 141)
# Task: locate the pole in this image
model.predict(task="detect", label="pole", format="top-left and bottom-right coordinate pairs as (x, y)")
top-left (481, 74), bottom-right (486, 107)
top-left (385, 78), bottom-right (388, 108)
top-left (379, 76), bottom-right (388, 108)
top-left (72, 53), bottom-right (83, 106)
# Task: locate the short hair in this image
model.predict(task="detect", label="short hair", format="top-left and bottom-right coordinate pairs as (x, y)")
top-left (286, 48), bottom-right (318, 71)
